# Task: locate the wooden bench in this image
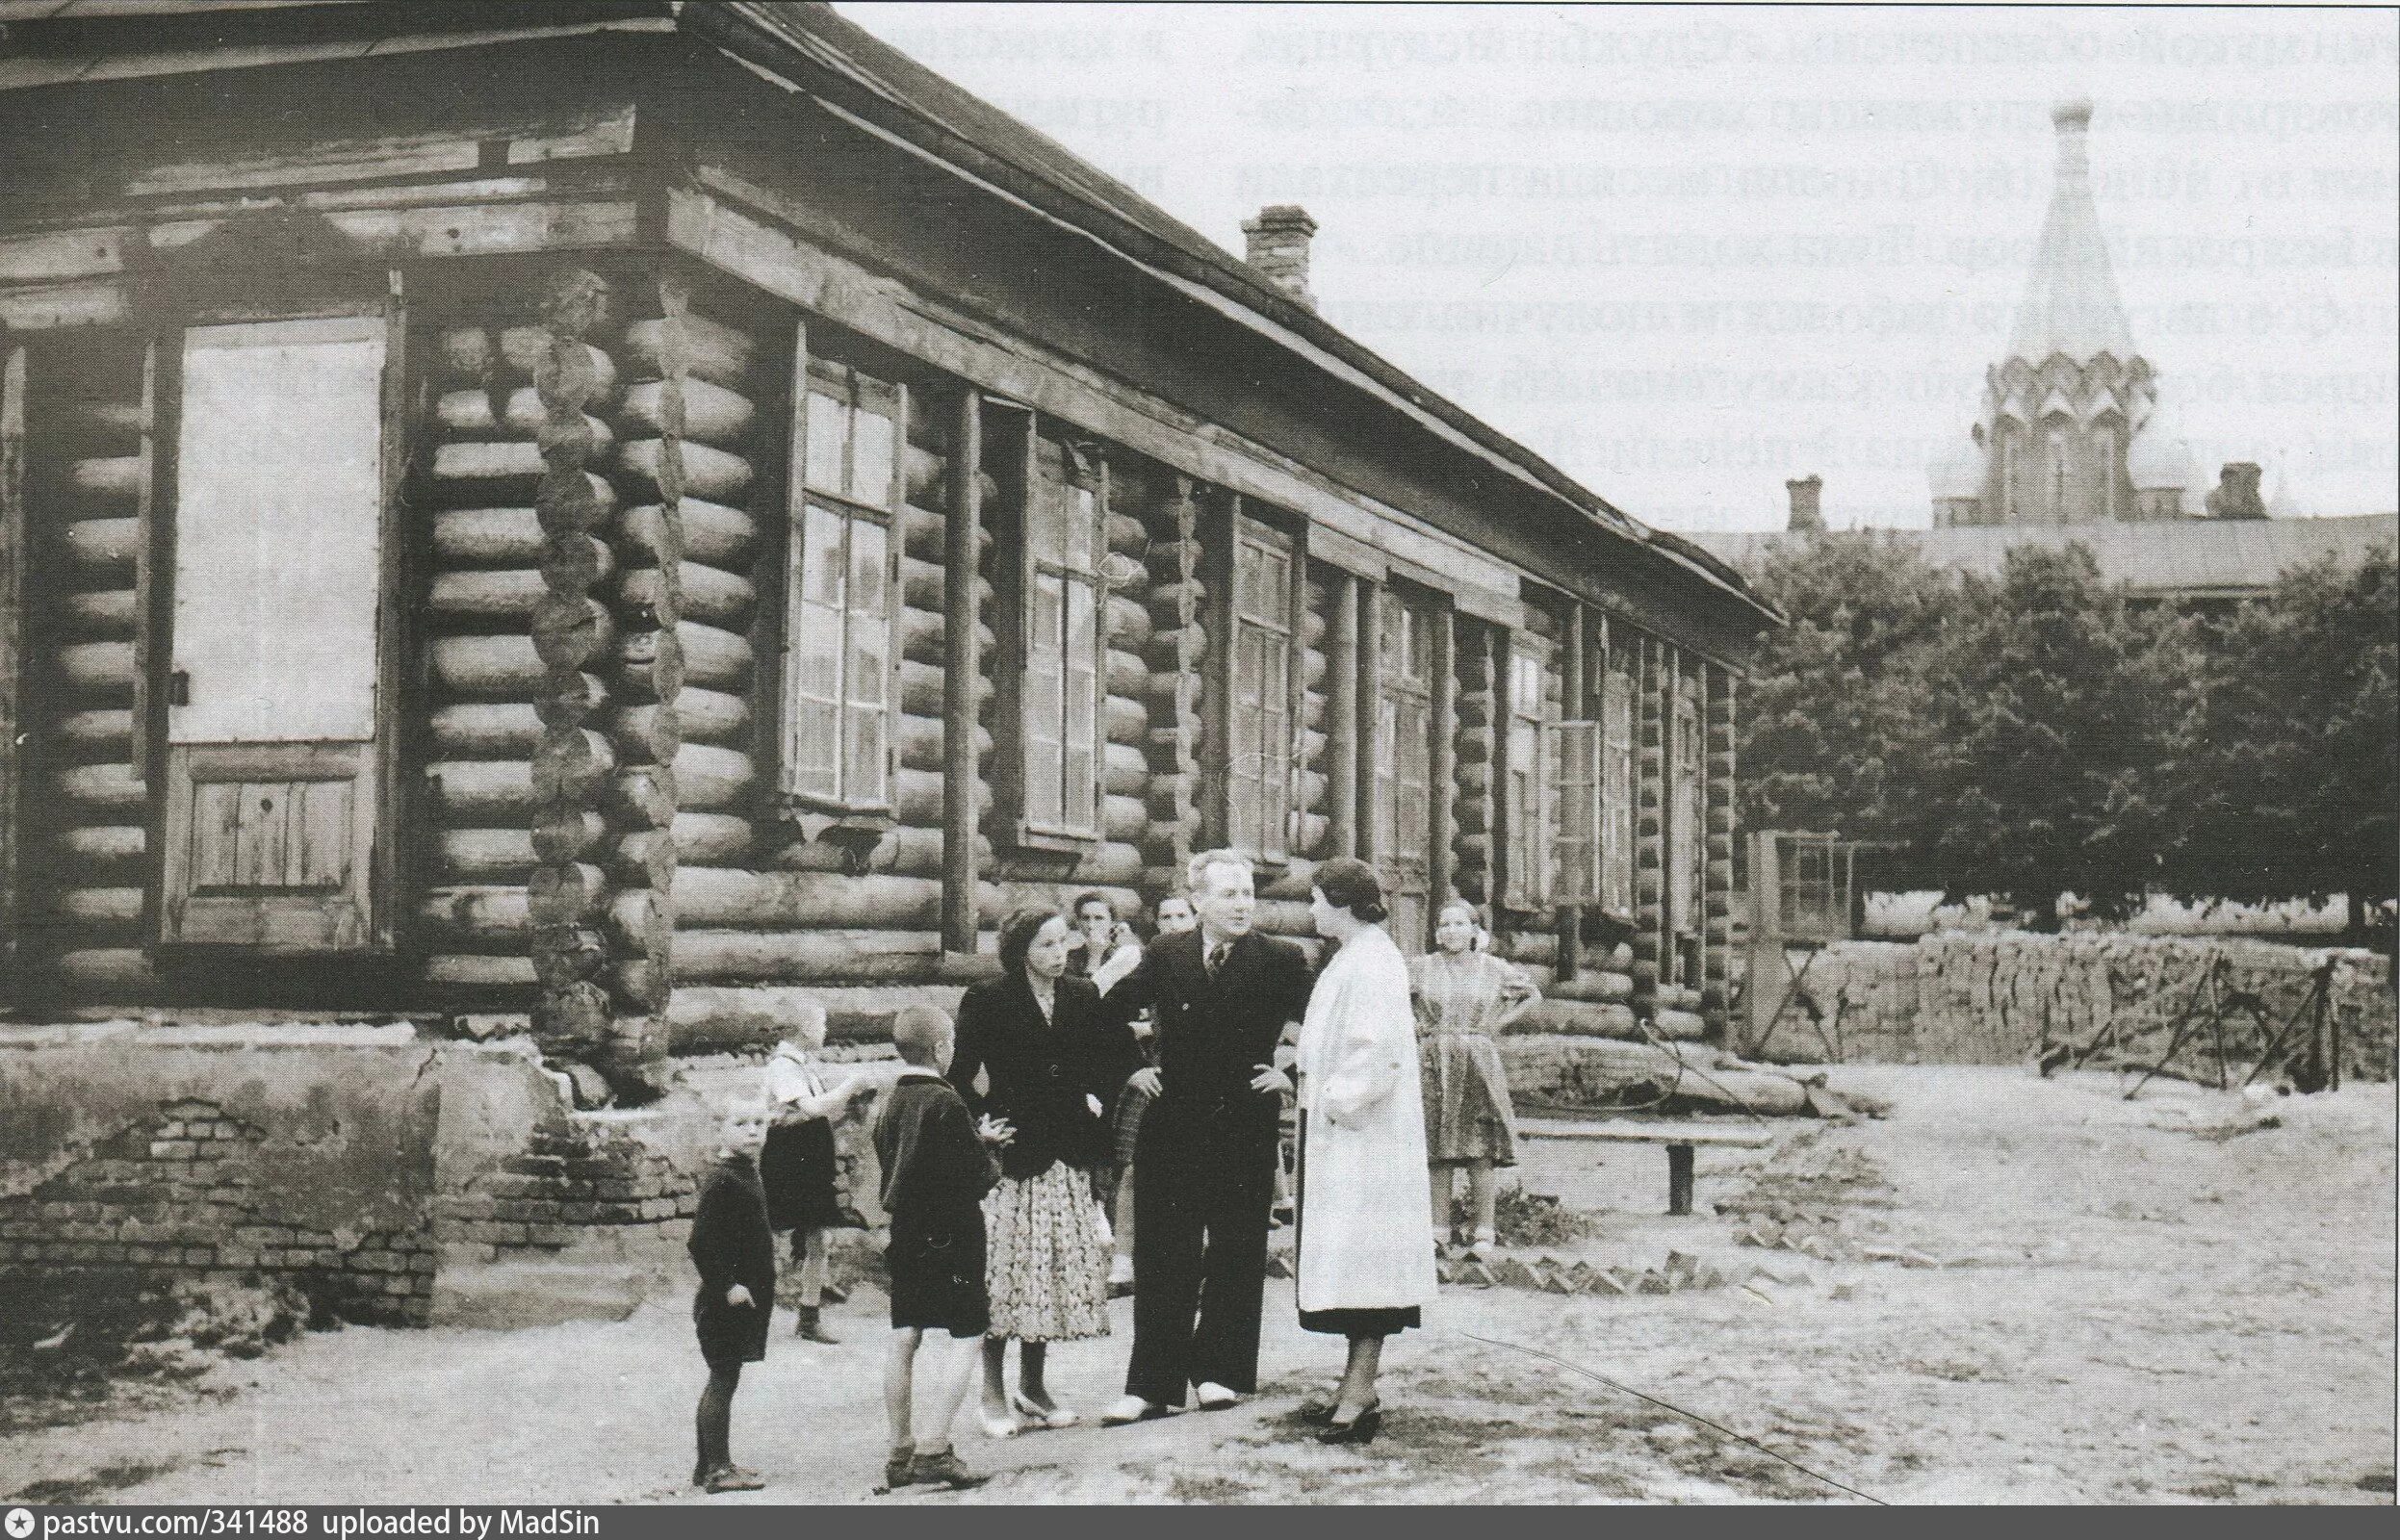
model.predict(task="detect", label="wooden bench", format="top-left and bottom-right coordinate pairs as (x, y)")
top-left (1519, 1117), bottom-right (1775, 1216)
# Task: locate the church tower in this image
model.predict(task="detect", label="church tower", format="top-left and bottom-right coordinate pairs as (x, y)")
top-left (1930, 99), bottom-right (2194, 526)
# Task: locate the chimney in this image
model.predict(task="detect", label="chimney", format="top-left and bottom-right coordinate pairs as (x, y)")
top-left (1242, 205), bottom-right (1318, 309)
top-left (1786, 475), bottom-right (1825, 533)
top-left (2205, 461), bottom-right (2266, 520)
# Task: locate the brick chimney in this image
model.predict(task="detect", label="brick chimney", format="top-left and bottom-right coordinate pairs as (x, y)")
top-left (2206, 461), bottom-right (2266, 520)
top-left (1242, 205), bottom-right (1318, 309)
top-left (1786, 475), bottom-right (1825, 533)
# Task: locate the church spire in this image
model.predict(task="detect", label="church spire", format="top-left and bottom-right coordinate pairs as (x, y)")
top-left (2005, 98), bottom-right (2136, 365)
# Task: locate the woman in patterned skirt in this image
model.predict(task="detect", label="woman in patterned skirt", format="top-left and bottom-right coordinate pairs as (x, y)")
top-left (949, 906), bottom-right (1142, 1438)
top-left (1410, 900), bottom-right (1541, 1257)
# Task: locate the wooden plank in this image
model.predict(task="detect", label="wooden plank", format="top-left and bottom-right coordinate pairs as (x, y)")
top-left (128, 338), bottom-right (158, 774)
top-left (1428, 603), bottom-right (1455, 933)
top-left (941, 385), bottom-right (982, 955)
top-left (127, 137), bottom-right (483, 198)
top-left (0, 280), bottom-right (130, 333)
top-left (0, 343), bottom-right (23, 980)
top-left (1518, 1116), bottom-right (1771, 1147)
top-left (0, 227), bottom-right (130, 285)
top-left (191, 780), bottom-right (243, 891)
top-left (142, 198), bottom-right (640, 266)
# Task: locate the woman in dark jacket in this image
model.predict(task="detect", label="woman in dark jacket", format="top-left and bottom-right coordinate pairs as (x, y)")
top-left (949, 906), bottom-right (1142, 1437)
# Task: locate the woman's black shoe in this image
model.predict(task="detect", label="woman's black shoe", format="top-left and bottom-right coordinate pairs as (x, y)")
top-left (1316, 1404), bottom-right (1381, 1445)
top-left (1294, 1398), bottom-right (1338, 1425)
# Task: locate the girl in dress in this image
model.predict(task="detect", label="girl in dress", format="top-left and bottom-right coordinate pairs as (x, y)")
top-left (949, 907), bottom-right (1141, 1437)
top-left (1410, 900), bottom-right (1540, 1258)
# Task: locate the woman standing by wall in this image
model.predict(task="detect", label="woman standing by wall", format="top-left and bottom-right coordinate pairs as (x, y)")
top-left (1293, 859), bottom-right (1438, 1444)
top-left (949, 907), bottom-right (1142, 1436)
top-left (1412, 900), bottom-right (1539, 1258)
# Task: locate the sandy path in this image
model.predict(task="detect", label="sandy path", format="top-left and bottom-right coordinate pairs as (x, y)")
top-left (4, 1065), bottom-right (2391, 1504)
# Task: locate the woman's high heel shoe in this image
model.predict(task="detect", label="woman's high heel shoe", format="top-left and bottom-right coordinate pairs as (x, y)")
top-left (1316, 1403), bottom-right (1382, 1445)
top-left (1010, 1390), bottom-right (1079, 1430)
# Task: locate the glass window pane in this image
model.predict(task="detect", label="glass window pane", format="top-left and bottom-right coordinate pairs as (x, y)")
top-left (1066, 578), bottom-right (1096, 659)
top-left (805, 390), bottom-right (847, 497)
top-left (851, 400), bottom-right (896, 506)
top-left (1027, 476), bottom-right (1066, 566)
top-left (802, 504), bottom-right (847, 606)
top-left (1065, 746), bottom-right (1095, 828)
top-left (796, 600), bottom-right (844, 699)
top-left (847, 704), bottom-right (886, 802)
top-left (1070, 486), bottom-right (1097, 574)
top-left (849, 518), bottom-right (888, 619)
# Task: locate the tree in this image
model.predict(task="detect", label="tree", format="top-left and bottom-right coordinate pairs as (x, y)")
top-left (1909, 544), bottom-right (2202, 923)
top-left (2175, 548), bottom-right (2398, 926)
top-left (1735, 532), bottom-right (1951, 888)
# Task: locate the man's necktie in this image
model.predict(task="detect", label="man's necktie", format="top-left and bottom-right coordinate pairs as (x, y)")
top-left (1206, 941), bottom-right (1230, 978)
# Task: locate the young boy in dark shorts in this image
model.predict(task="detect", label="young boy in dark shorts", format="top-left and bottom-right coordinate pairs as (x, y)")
top-left (688, 1107), bottom-right (775, 1493)
top-left (874, 1004), bottom-right (1013, 1492)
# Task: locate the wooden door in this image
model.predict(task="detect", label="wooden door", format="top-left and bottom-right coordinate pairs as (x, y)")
top-left (156, 316), bottom-right (391, 952)
top-left (1369, 587), bottom-right (1437, 952)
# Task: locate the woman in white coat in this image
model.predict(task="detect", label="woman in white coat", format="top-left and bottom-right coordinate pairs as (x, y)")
top-left (1293, 858), bottom-right (1439, 1444)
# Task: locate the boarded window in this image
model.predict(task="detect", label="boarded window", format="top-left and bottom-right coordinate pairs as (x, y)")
top-left (1600, 666), bottom-right (1634, 913)
top-left (1019, 441), bottom-right (1106, 836)
top-left (782, 360), bottom-right (902, 808)
top-left (1227, 518), bottom-right (1295, 860)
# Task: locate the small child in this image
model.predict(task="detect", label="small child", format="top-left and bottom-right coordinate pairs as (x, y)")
top-left (874, 1004), bottom-right (1012, 1493)
top-left (761, 999), bottom-right (873, 1343)
top-left (689, 1107), bottom-right (776, 1493)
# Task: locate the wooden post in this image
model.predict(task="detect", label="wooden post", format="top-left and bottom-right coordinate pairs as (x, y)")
top-left (1702, 664), bottom-right (1737, 1042)
top-left (1559, 605), bottom-right (1585, 984)
top-left (1327, 569), bottom-right (1359, 860)
top-left (1666, 1142), bottom-right (1695, 1216)
top-left (941, 390), bottom-right (982, 955)
top-left (1429, 603), bottom-right (1456, 934)
top-left (1633, 636), bottom-right (1665, 1025)
top-left (1356, 578), bottom-right (1384, 863)
top-left (1168, 474), bottom-right (1204, 875)
top-left (1743, 829), bottom-right (1783, 1056)
top-left (0, 342), bottom-right (24, 981)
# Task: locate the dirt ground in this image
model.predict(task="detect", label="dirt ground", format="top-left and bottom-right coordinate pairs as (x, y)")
top-left (4, 1065), bottom-right (2392, 1505)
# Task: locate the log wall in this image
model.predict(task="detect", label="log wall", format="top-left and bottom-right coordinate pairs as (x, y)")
top-left (15, 335), bottom-right (152, 998)
top-left (1138, 474), bottom-right (1207, 898)
top-left (1702, 664), bottom-right (1736, 1041)
top-left (1450, 617), bottom-right (1495, 911)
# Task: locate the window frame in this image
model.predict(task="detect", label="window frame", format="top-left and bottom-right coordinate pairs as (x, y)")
top-left (1500, 629), bottom-right (1556, 911)
top-left (1668, 662), bottom-right (1702, 938)
top-left (1221, 509), bottom-right (1302, 866)
top-left (1598, 657), bottom-right (1636, 916)
top-left (777, 350), bottom-right (907, 820)
top-left (1007, 435), bottom-right (1111, 850)
top-left (1370, 584), bottom-right (1437, 886)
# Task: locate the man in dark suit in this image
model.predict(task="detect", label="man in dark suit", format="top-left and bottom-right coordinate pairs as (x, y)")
top-left (1096, 849), bottom-right (1315, 1422)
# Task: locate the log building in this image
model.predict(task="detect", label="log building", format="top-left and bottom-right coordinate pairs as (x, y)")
top-left (0, 2), bottom-right (1781, 1100)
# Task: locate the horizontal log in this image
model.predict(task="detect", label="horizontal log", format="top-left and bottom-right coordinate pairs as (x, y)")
top-left (430, 635), bottom-right (544, 700)
top-left (57, 761), bottom-right (144, 813)
top-left (894, 712), bottom-right (995, 773)
top-left (765, 823), bottom-right (950, 878)
top-left (899, 554), bottom-right (944, 613)
top-left (623, 314), bottom-right (757, 388)
top-left (529, 471), bottom-right (618, 534)
top-left (621, 500), bottom-right (754, 568)
top-left (1102, 695), bottom-right (1147, 746)
top-left (46, 886), bottom-right (143, 926)
top-left (531, 808), bottom-right (609, 863)
top-left (494, 330), bottom-right (618, 397)
top-left (1550, 969), bottom-right (1637, 1006)
top-left (433, 439), bottom-right (547, 487)
top-left (1296, 812), bottom-right (1330, 857)
top-left (1103, 649), bottom-right (1148, 700)
top-left (609, 765), bottom-right (677, 830)
top-left (611, 828), bottom-right (678, 890)
top-left (55, 707), bottom-right (133, 753)
top-left (532, 728), bottom-right (616, 807)
top-left (436, 388), bottom-right (499, 436)
top-left (1103, 742), bottom-right (1147, 796)
top-left (620, 562), bottom-right (755, 627)
top-left (1148, 580), bottom-right (1206, 628)
top-left (673, 686), bottom-right (750, 747)
top-left (672, 742), bottom-right (755, 810)
top-left (677, 622), bottom-right (751, 690)
top-left (497, 389), bottom-right (614, 452)
top-left (1105, 594), bottom-right (1151, 649)
top-left (429, 567), bottom-right (546, 621)
top-left (668, 985), bottom-right (844, 1055)
top-left (900, 660), bottom-right (993, 718)
top-left (54, 824), bottom-right (145, 874)
top-left (529, 861), bottom-right (608, 925)
top-left (672, 928), bottom-right (947, 985)
top-left (429, 703), bottom-right (542, 758)
top-left (672, 810), bottom-right (755, 865)
top-left (415, 885), bottom-right (531, 948)
top-left (531, 595), bottom-right (616, 670)
top-left (60, 400), bottom-right (146, 439)
top-left (1075, 842), bottom-right (1144, 886)
top-left (539, 532), bottom-right (615, 594)
top-left (432, 507), bottom-right (542, 567)
top-left (425, 953), bottom-right (537, 991)
top-left (619, 438), bottom-right (753, 501)
top-left (58, 588), bottom-right (137, 636)
top-left (426, 759), bottom-right (533, 819)
top-left (62, 517), bottom-right (139, 575)
top-left (1102, 793), bottom-right (1147, 844)
top-left (436, 828), bottom-right (536, 880)
top-left (69, 455), bottom-right (142, 501)
top-left (620, 377), bottom-right (756, 445)
top-left (606, 887), bottom-right (670, 957)
top-left (677, 869), bottom-right (944, 930)
top-left (895, 767), bottom-right (989, 828)
top-left (605, 702), bottom-right (681, 766)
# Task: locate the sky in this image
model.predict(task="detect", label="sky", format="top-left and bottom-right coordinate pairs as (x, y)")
top-left (837, 3), bottom-right (2399, 534)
